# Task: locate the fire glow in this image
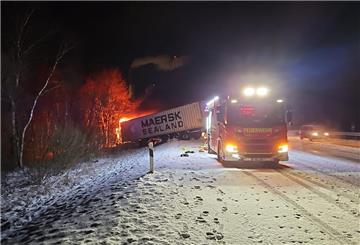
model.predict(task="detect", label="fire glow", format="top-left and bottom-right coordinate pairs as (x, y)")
top-left (116, 110), bottom-right (157, 143)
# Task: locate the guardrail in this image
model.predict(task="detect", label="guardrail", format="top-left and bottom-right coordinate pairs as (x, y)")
top-left (329, 132), bottom-right (360, 137)
top-left (329, 132), bottom-right (360, 140)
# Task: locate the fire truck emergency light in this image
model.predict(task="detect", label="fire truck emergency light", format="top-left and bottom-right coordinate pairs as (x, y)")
top-left (256, 87), bottom-right (269, 97)
top-left (206, 96), bottom-right (219, 106)
top-left (243, 87), bottom-right (255, 97)
top-left (242, 87), bottom-right (269, 97)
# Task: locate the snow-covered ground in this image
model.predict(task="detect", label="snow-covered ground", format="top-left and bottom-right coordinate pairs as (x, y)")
top-left (1, 147), bottom-right (151, 242)
top-left (1, 139), bottom-right (359, 244)
top-left (289, 136), bottom-right (360, 162)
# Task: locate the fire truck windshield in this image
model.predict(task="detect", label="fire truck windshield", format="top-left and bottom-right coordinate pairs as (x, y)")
top-left (227, 103), bottom-right (284, 126)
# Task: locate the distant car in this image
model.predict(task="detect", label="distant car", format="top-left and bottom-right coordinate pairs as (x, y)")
top-left (299, 125), bottom-right (330, 141)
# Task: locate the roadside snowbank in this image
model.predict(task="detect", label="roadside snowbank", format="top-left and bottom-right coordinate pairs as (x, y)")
top-left (1, 147), bottom-right (148, 238)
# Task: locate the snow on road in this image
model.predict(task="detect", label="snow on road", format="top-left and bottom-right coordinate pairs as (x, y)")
top-left (2, 139), bottom-right (360, 244)
top-left (289, 136), bottom-right (360, 162)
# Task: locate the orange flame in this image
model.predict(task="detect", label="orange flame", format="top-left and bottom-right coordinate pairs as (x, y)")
top-left (119, 117), bottom-right (130, 123)
top-left (116, 110), bottom-right (157, 144)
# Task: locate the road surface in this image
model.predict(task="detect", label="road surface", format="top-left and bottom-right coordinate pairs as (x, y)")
top-left (2, 137), bottom-right (359, 244)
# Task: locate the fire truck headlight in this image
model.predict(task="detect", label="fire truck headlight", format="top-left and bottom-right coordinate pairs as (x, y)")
top-left (243, 87), bottom-right (255, 97)
top-left (278, 144), bottom-right (288, 153)
top-left (256, 87), bottom-right (269, 97)
top-left (324, 132), bottom-right (329, 136)
top-left (225, 144), bottom-right (238, 153)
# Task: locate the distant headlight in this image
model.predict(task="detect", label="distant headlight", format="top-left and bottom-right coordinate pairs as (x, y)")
top-left (324, 132), bottom-right (329, 136)
top-left (312, 132), bottom-right (319, 136)
top-left (225, 144), bottom-right (238, 153)
top-left (278, 144), bottom-right (288, 153)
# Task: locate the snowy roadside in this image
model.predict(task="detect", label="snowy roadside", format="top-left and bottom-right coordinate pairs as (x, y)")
top-left (1, 146), bottom-right (149, 239)
top-left (289, 136), bottom-right (360, 150)
top-left (1, 139), bottom-right (208, 244)
top-left (2, 139), bottom-right (359, 244)
top-left (6, 145), bottom-right (356, 244)
top-left (289, 136), bottom-right (360, 161)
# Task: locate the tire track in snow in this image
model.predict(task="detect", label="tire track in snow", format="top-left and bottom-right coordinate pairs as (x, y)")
top-left (276, 170), bottom-right (359, 217)
top-left (242, 171), bottom-right (356, 245)
top-left (290, 156), bottom-right (359, 186)
top-left (279, 169), bottom-right (359, 202)
top-left (289, 137), bottom-right (360, 162)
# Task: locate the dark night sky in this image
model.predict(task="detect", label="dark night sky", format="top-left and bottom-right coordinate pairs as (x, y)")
top-left (2, 2), bottom-right (360, 129)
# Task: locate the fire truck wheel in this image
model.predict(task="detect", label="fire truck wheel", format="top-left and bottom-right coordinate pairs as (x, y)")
top-left (272, 160), bottom-right (279, 165)
top-left (217, 142), bottom-right (224, 163)
top-left (207, 140), bottom-right (216, 154)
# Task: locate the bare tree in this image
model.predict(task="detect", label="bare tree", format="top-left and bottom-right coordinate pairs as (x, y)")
top-left (2, 9), bottom-right (71, 168)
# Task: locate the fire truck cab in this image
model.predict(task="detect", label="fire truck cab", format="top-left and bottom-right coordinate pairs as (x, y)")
top-left (206, 87), bottom-right (292, 164)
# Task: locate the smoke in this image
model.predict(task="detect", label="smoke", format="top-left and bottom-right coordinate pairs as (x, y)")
top-left (131, 55), bottom-right (187, 71)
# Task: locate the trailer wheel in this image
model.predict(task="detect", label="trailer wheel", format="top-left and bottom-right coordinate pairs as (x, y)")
top-left (190, 131), bottom-right (202, 140)
top-left (160, 135), bottom-right (169, 143)
top-left (178, 133), bottom-right (190, 140)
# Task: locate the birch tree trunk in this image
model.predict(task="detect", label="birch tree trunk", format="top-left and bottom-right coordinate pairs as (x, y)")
top-left (3, 9), bottom-right (72, 168)
top-left (10, 98), bottom-right (20, 166)
top-left (18, 47), bottom-right (70, 167)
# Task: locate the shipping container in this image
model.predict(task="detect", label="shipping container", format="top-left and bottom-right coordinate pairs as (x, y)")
top-left (120, 102), bottom-right (204, 143)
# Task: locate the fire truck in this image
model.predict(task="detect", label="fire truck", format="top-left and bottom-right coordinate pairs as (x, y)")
top-left (206, 86), bottom-right (292, 164)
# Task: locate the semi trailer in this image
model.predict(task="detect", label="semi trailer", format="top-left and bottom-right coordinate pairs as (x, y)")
top-left (120, 102), bottom-right (204, 145)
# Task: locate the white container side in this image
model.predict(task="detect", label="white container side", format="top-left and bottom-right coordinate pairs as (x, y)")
top-left (121, 102), bottom-right (204, 142)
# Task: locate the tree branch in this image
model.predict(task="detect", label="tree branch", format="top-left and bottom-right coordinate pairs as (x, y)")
top-left (17, 9), bottom-right (35, 59)
top-left (22, 32), bottom-right (53, 57)
top-left (41, 83), bottom-right (61, 96)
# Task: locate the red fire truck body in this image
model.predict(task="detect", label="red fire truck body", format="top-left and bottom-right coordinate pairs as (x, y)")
top-left (206, 95), bottom-right (290, 164)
